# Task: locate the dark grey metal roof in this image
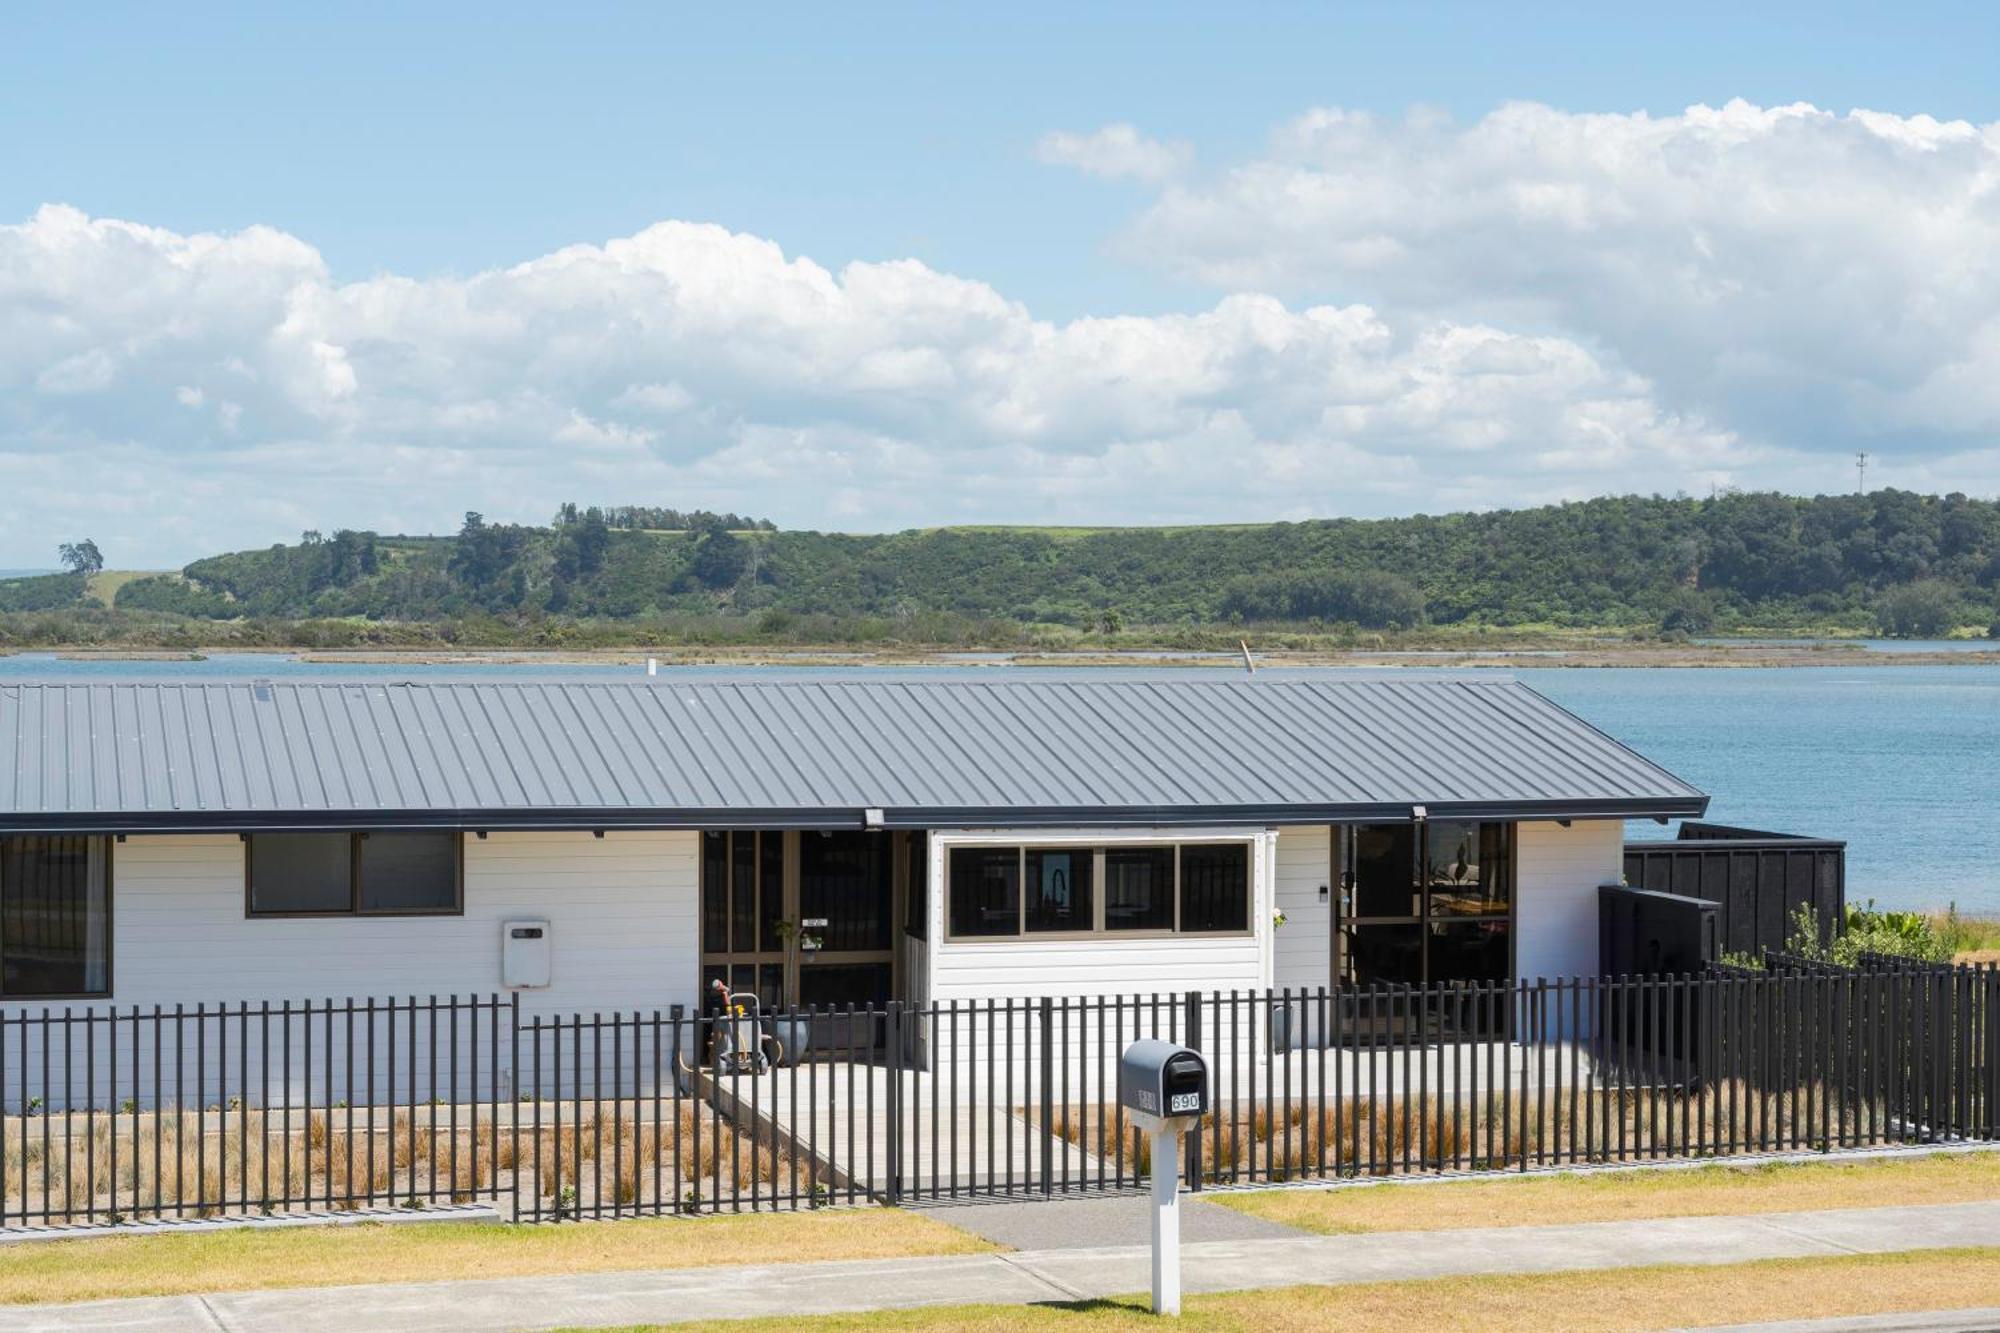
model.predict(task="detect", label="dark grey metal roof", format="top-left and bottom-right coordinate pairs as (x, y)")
top-left (0, 678), bottom-right (1707, 832)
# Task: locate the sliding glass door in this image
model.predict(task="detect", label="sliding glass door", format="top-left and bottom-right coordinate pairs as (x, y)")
top-left (1335, 821), bottom-right (1513, 990)
top-left (700, 830), bottom-right (903, 1013)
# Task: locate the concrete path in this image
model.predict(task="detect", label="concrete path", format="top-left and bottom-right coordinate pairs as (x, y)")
top-left (4, 1199), bottom-right (1996, 1332)
top-left (914, 1190), bottom-right (1306, 1249)
top-left (1704, 1312), bottom-right (2000, 1332)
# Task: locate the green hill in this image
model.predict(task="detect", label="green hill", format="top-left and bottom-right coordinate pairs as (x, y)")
top-left (94, 491), bottom-right (2000, 641)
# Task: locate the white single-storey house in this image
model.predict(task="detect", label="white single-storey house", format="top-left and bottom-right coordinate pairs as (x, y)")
top-left (0, 676), bottom-right (1707, 1022)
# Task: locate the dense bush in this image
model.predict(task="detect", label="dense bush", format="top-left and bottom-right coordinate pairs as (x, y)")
top-left (1218, 569), bottom-right (1426, 628)
top-left (1784, 902), bottom-right (1955, 965)
top-left (0, 572), bottom-right (88, 613)
top-left (84, 488), bottom-right (2000, 634)
top-left (113, 575), bottom-right (235, 617)
top-left (1873, 578), bottom-right (1964, 638)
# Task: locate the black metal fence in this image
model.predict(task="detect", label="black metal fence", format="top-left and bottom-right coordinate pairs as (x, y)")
top-left (1, 996), bottom-right (517, 1227)
top-left (3, 963), bottom-right (1995, 1228)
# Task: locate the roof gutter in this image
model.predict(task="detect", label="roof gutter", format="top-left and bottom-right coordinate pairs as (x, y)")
top-left (0, 793), bottom-right (1710, 837)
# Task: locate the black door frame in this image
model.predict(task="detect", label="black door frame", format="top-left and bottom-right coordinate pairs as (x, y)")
top-left (1330, 819), bottom-right (1518, 989)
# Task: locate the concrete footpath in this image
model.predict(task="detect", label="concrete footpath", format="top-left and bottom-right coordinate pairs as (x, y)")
top-left (3, 1199), bottom-right (1997, 1332)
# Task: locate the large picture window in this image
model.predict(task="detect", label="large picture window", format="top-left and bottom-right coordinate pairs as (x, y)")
top-left (247, 832), bottom-right (461, 916)
top-left (947, 842), bottom-right (1252, 940)
top-left (1, 835), bottom-right (111, 998)
top-left (1338, 821), bottom-right (1513, 989)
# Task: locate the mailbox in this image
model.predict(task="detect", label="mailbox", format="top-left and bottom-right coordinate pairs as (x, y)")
top-left (1119, 1038), bottom-right (1209, 1121)
top-left (1120, 1038), bottom-right (1208, 1316)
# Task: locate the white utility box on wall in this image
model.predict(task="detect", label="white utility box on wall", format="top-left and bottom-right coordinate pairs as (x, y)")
top-left (502, 917), bottom-right (553, 989)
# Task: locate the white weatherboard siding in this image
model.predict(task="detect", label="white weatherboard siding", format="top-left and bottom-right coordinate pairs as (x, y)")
top-left (1514, 819), bottom-right (1624, 982)
top-left (1272, 825), bottom-right (1332, 993)
top-left (925, 829), bottom-right (1277, 1004)
top-left (0, 830), bottom-right (701, 1019)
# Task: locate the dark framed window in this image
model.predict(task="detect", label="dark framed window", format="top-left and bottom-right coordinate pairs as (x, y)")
top-left (1179, 844), bottom-right (1250, 932)
top-left (1337, 821), bottom-right (1515, 989)
top-left (1351, 824), bottom-right (1418, 918)
top-left (701, 829), bottom-right (786, 955)
top-left (946, 842), bottom-right (1255, 940)
top-left (701, 831), bottom-right (729, 953)
top-left (1025, 847), bottom-right (1093, 933)
top-left (948, 847), bottom-right (1020, 937)
top-left (1, 835), bottom-right (112, 999)
top-left (800, 831), bottom-right (892, 953)
top-left (358, 833), bottom-right (460, 912)
top-left (246, 831), bottom-right (460, 916)
top-left (1424, 820), bottom-right (1511, 917)
top-left (1102, 847), bottom-right (1175, 932)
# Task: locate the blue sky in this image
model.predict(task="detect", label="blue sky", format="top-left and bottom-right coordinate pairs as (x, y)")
top-left (12, 2), bottom-right (1997, 316)
top-left (5, 3), bottom-right (2000, 565)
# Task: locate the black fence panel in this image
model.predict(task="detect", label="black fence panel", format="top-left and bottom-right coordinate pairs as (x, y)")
top-left (3, 964), bottom-right (1994, 1228)
top-left (1625, 823), bottom-right (1844, 958)
top-left (0, 996), bottom-right (513, 1227)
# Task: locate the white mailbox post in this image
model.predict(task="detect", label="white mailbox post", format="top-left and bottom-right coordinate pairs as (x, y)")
top-left (1118, 1039), bottom-right (1209, 1316)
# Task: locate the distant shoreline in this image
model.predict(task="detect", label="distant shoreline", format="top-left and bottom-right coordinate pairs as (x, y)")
top-left (6, 642), bottom-right (1999, 669)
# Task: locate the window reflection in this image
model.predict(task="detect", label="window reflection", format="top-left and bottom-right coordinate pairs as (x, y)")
top-left (1025, 848), bottom-right (1092, 933)
top-left (1425, 821), bottom-right (1510, 917)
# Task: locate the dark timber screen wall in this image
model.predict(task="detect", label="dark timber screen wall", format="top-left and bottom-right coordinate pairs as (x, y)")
top-left (1624, 823), bottom-right (1845, 959)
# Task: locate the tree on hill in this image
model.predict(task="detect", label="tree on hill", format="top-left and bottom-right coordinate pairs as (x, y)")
top-left (448, 512), bottom-right (531, 603)
top-left (687, 519), bottom-right (750, 590)
top-left (1657, 587), bottom-right (1719, 637)
top-left (119, 487), bottom-right (2000, 633)
top-left (57, 539), bottom-right (104, 575)
top-left (1875, 579), bottom-right (1962, 639)
top-left (553, 506), bottom-right (611, 580)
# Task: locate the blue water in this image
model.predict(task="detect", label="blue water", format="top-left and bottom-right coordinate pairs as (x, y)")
top-left (1510, 666), bottom-right (2000, 915)
top-left (1696, 637), bottom-right (2000, 654)
top-left (5, 653), bottom-right (1997, 915)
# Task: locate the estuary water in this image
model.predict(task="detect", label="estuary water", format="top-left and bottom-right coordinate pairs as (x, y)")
top-left (3, 653), bottom-right (1996, 915)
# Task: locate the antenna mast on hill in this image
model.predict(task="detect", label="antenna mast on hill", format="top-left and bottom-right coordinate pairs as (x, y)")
top-left (1856, 452), bottom-right (1868, 494)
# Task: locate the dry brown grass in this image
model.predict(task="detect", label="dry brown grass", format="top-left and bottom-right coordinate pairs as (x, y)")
top-left (1213, 1147), bottom-right (2000, 1234)
top-left (0, 1209), bottom-right (993, 1307)
top-left (1044, 1078), bottom-right (1881, 1185)
top-left (596, 1247), bottom-right (2000, 1331)
top-left (2, 1101), bottom-right (815, 1223)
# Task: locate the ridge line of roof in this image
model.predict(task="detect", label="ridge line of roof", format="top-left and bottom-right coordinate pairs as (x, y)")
top-left (1, 674), bottom-right (1526, 689)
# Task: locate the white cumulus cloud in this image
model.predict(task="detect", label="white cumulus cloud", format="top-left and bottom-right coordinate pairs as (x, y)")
top-left (1109, 99), bottom-right (2000, 456)
top-left (0, 198), bottom-right (1851, 567)
top-left (1037, 124), bottom-right (1193, 184)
